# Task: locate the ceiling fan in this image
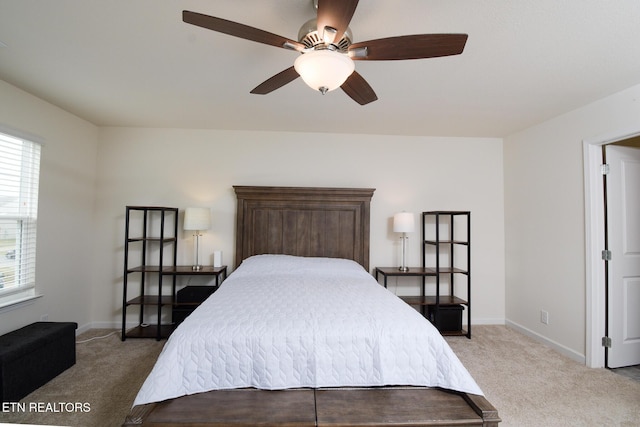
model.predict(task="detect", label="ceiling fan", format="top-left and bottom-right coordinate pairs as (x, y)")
top-left (182, 0), bottom-right (468, 105)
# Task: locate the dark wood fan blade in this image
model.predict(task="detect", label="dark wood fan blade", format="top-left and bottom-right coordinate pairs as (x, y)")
top-left (349, 34), bottom-right (468, 60)
top-left (341, 71), bottom-right (377, 105)
top-left (183, 10), bottom-right (305, 51)
top-left (316, 0), bottom-right (359, 43)
top-left (250, 66), bottom-right (300, 95)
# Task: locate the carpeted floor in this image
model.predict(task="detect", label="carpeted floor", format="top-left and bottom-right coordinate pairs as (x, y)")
top-left (445, 326), bottom-right (640, 427)
top-left (0, 329), bottom-right (165, 427)
top-left (0, 325), bottom-right (639, 426)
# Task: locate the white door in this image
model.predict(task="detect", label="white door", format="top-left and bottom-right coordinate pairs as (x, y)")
top-left (606, 144), bottom-right (640, 368)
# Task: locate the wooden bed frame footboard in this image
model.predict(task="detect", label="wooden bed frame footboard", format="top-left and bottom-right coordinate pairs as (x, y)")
top-left (123, 387), bottom-right (500, 426)
top-left (122, 186), bottom-right (500, 426)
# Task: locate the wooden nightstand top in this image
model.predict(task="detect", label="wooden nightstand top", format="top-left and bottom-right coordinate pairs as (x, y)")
top-left (375, 267), bottom-right (437, 277)
top-left (163, 265), bottom-right (227, 275)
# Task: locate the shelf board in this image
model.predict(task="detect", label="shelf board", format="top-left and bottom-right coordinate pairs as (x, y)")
top-left (127, 206), bottom-right (178, 211)
top-left (424, 240), bottom-right (469, 246)
top-left (431, 267), bottom-right (468, 275)
top-left (162, 265), bottom-right (227, 275)
top-left (127, 265), bottom-right (164, 273)
top-left (126, 237), bottom-right (177, 243)
top-left (124, 324), bottom-right (173, 339)
top-left (422, 211), bottom-right (470, 215)
top-left (440, 329), bottom-right (469, 337)
top-left (173, 301), bottom-right (201, 307)
top-left (375, 267), bottom-right (437, 277)
top-left (126, 295), bottom-right (173, 305)
top-left (400, 295), bottom-right (467, 306)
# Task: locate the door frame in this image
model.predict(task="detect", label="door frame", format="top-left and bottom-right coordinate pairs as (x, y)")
top-left (583, 125), bottom-right (640, 368)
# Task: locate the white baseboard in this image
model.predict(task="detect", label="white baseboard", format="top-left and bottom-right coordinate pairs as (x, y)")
top-left (90, 320), bottom-right (123, 329)
top-left (75, 320), bottom-right (123, 335)
top-left (505, 319), bottom-right (585, 364)
top-left (470, 317), bottom-right (505, 325)
top-left (75, 322), bottom-right (92, 335)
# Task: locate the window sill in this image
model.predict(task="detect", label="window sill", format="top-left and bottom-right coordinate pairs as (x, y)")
top-left (0, 293), bottom-right (43, 313)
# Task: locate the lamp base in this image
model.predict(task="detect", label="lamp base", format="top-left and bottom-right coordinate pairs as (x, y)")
top-left (398, 266), bottom-right (410, 272)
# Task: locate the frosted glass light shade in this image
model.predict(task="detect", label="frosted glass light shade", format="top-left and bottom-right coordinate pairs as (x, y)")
top-left (294, 50), bottom-right (355, 93)
top-left (184, 207), bottom-right (211, 231)
top-left (393, 212), bottom-right (415, 233)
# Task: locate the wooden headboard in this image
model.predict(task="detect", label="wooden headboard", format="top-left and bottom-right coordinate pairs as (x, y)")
top-left (233, 186), bottom-right (375, 271)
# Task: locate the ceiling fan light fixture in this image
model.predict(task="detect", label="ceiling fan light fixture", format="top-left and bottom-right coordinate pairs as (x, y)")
top-left (294, 50), bottom-right (355, 94)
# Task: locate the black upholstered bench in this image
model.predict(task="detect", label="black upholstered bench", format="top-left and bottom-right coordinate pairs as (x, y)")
top-left (0, 321), bottom-right (77, 402)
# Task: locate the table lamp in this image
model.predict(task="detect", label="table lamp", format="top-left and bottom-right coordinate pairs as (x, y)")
top-left (184, 207), bottom-right (211, 270)
top-left (393, 212), bottom-right (415, 272)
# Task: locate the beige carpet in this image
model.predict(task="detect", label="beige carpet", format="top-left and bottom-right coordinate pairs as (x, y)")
top-left (0, 330), bottom-right (164, 427)
top-left (445, 326), bottom-right (640, 427)
top-left (0, 326), bottom-right (638, 426)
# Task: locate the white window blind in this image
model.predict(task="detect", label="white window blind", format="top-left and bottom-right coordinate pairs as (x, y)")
top-left (0, 130), bottom-right (41, 306)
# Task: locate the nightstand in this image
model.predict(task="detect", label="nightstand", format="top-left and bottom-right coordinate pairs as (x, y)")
top-left (167, 265), bottom-right (227, 325)
top-left (375, 266), bottom-right (466, 336)
top-left (163, 265), bottom-right (227, 286)
top-left (375, 266), bottom-right (437, 311)
top-left (374, 266), bottom-right (436, 288)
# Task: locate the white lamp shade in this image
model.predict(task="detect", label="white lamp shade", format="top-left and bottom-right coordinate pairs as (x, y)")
top-left (294, 50), bottom-right (355, 92)
top-left (393, 212), bottom-right (415, 233)
top-left (184, 207), bottom-right (211, 231)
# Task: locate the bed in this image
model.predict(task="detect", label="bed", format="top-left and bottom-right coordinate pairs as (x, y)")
top-left (123, 186), bottom-right (500, 426)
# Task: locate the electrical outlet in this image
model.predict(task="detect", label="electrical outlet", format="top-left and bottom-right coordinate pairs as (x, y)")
top-left (540, 310), bottom-right (549, 325)
top-left (40, 314), bottom-right (49, 321)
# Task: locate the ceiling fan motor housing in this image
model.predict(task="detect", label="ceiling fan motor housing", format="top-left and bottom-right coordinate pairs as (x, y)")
top-left (297, 18), bottom-right (352, 52)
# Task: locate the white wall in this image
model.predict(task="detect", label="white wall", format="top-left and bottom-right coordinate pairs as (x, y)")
top-left (0, 80), bottom-right (99, 335)
top-left (504, 83), bottom-right (640, 361)
top-left (93, 128), bottom-right (505, 328)
top-left (0, 79), bottom-right (505, 335)
top-left (5, 69), bottom-right (640, 362)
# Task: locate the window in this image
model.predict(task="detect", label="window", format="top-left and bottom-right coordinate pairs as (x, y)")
top-left (0, 130), bottom-right (41, 307)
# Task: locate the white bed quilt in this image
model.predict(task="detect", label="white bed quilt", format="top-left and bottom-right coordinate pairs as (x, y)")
top-left (133, 255), bottom-right (482, 406)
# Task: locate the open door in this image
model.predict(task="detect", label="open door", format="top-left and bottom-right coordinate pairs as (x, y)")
top-left (605, 144), bottom-right (640, 368)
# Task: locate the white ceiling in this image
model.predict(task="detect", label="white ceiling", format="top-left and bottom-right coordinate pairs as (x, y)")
top-left (1, 0), bottom-right (639, 137)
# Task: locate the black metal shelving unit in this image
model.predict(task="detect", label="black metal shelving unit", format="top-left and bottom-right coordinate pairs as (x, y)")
top-left (122, 206), bottom-right (178, 341)
top-left (422, 211), bottom-right (471, 338)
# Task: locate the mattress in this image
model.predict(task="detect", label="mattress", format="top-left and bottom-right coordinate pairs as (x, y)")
top-left (133, 255), bottom-right (482, 406)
